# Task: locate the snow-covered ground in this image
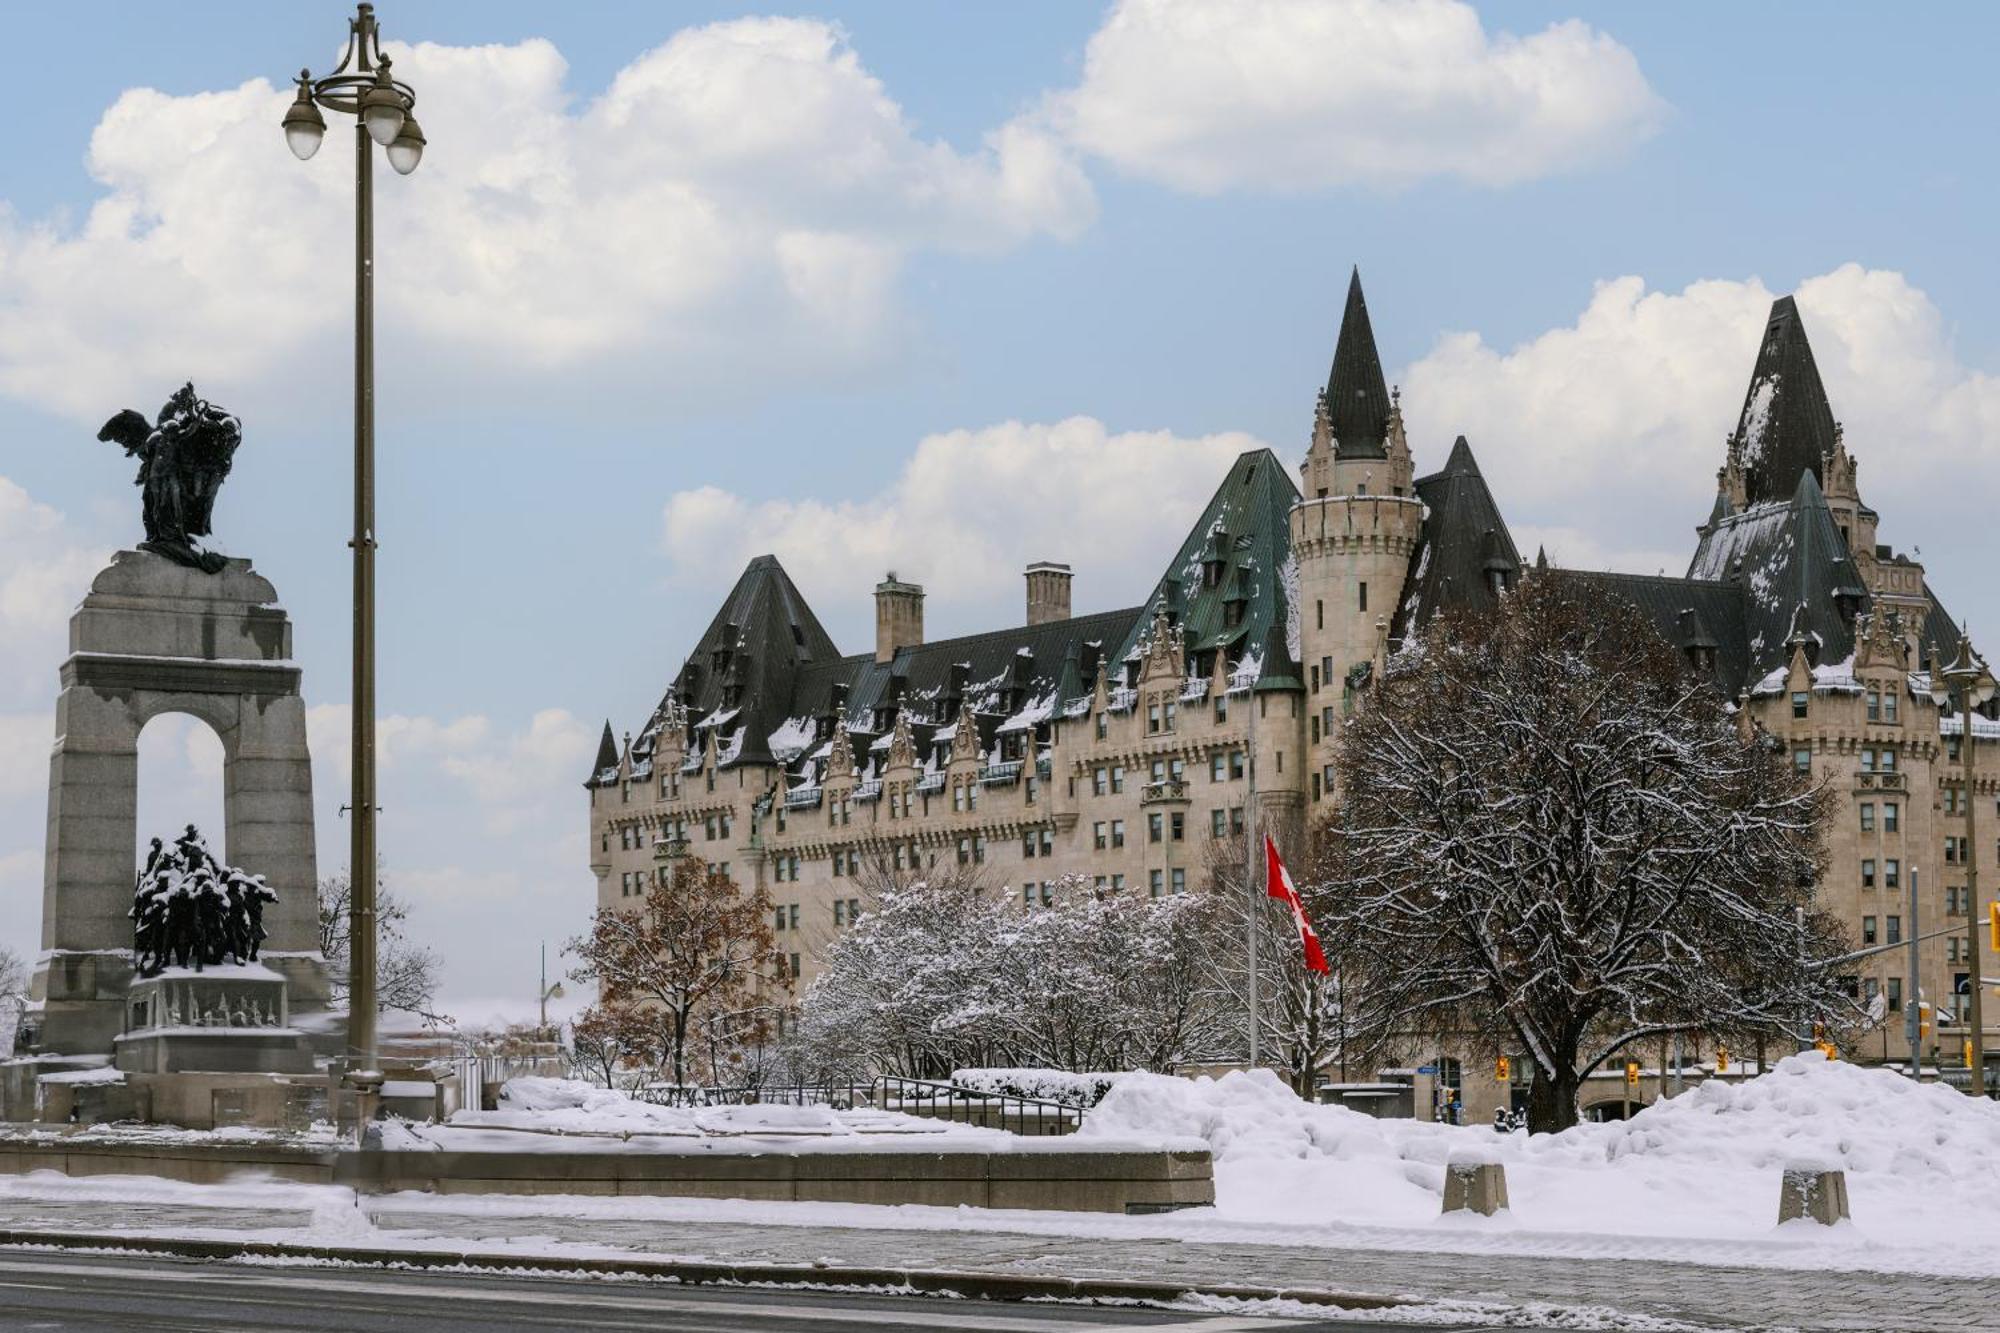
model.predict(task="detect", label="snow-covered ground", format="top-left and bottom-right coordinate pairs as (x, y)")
top-left (1071, 1052), bottom-right (2000, 1277)
top-left (2, 1054), bottom-right (1994, 1286)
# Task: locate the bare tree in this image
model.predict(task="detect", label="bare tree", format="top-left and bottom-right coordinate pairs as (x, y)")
top-left (318, 871), bottom-right (448, 1024)
top-left (1324, 573), bottom-right (1855, 1131)
top-left (568, 857), bottom-right (791, 1089)
top-left (0, 946), bottom-right (25, 1059)
top-left (1202, 830), bottom-right (1387, 1095)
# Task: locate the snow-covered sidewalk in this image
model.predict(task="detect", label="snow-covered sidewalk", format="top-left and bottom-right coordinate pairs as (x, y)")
top-left (0, 1171), bottom-right (1988, 1330)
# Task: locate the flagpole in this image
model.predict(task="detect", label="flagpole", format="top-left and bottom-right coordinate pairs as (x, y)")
top-left (1246, 683), bottom-right (1259, 1069)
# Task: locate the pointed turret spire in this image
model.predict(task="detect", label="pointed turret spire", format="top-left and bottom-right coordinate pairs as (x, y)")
top-left (1324, 267), bottom-right (1391, 459)
top-left (588, 721), bottom-right (617, 784)
top-left (1733, 295), bottom-right (1839, 506)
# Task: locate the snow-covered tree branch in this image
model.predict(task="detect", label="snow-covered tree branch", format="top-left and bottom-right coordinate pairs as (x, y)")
top-left (1321, 573), bottom-right (1857, 1131)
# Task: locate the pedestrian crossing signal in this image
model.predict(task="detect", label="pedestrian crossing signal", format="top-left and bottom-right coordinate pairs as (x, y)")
top-left (1624, 1060), bottom-right (1640, 1086)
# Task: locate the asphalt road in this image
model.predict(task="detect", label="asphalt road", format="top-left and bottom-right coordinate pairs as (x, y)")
top-left (0, 1250), bottom-right (1469, 1332)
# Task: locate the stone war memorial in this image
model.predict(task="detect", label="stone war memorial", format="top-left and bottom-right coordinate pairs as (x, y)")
top-left (2, 385), bottom-right (332, 1126)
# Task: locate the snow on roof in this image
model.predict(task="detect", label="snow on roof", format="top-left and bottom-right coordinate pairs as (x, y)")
top-left (766, 715), bottom-right (815, 763)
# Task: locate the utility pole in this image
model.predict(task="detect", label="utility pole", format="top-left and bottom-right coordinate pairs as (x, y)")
top-left (1245, 685), bottom-right (1259, 1070)
top-left (1907, 869), bottom-right (1923, 1079)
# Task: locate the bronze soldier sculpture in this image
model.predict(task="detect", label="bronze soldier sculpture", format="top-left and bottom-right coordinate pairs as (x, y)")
top-left (96, 383), bottom-right (243, 574)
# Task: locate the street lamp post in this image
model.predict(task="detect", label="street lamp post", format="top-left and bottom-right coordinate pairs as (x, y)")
top-left (282, 4), bottom-right (425, 1094)
top-left (538, 942), bottom-right (566, 1041)
top-left (1929, 636), bottom-right (1997, 1098)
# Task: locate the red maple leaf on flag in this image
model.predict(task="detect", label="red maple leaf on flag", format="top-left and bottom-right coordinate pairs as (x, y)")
top-left (1265, 834), bottom-right (1329, 973)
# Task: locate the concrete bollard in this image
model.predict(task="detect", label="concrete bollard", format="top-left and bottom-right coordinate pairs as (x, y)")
top-left (1442, 1160), bottom-right (1510, 1216)
top-left (1777, 1165), bottom-right (1850, 1226)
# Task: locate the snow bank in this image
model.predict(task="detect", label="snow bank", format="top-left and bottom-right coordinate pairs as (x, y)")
top-left (1082, 1055), bottom-right (2000, 1254)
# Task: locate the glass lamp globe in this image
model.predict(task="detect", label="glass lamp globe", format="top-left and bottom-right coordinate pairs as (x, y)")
top-left (361, 84), bottom-right (407, 147)
top-left (282, 93), bottom-right (326, 161)
top-left (386, 116), bottom-right (425, 175)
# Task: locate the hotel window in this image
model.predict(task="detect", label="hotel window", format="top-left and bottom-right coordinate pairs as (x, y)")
top-left (1022, 831), bottom-right (1037, 859)
top-left (789, 952), bottom-right (800, 979)
top-left (1171, 868), bottom-right (1186, 895)
top-left (1112, 765), bottom-right (1126, 794)
top-left (1885, 859), bottom-right (1900, 890)
top-left (1859, 803), bottom-right (1874, 832)
top-left (1151, 759), bottom-right (1166, 785)
top-left (1211, 754), bottom-right (1227, 782)
top-left (1093, 821), bottom-right (1107, 850)
top-left (1211, 809), bottom-right (1227, 838)
top-left (1862, 916), bottom-right (1877, 945)
top-left (1023, 883), bottom-right (1037, 907)
top-left (1885, 691), bottom-right (1899, 723)
top-left (957, 838), bottom-right (972, 866)
top-left (1096, 713), bottom-right (1108, 740)
top-left (1310, 716), bottom-right (1320, 745)
top-left (1111, 874), bottom-right (1126, 891)
top-left (1884, 802), bottom-right (1899, 833)
top-left (1795, 691), bottom-right (1812, 720)
top-left (1164, 701), bottom-right (1177, 731)
top-left (1792, 748), bottom-right (1812, 774)
top-left (1870, 687), bottom-right (1886, 719)
top-left (1230, 807), bottom-right (1245, 835)
top-left (1026, 776), bottom-right (1039, 803)
top-left (774, 907), bottom-right (786, 932)
top-left (1358, 582), bottom-right (1368, 613)
top-left (1170, 812), bottom-right (1185, 841)
top-left (834, 899), bottom-right (846, 926)
top-left (1887, 914), bottom-right (1902, 944)
top-left (1111, 820), bottom-right (1126, 849)
top-left (1860, 749), bottom-right (1875, 773)
top-left (1094, 766), bottom-right (1109, 796)
top-left (1149, 869), bottom-right (1164, 898)
top-left (1040, 881), bottom-right (1054, 906)
top-left (1147, 704), bottom-right (1161, 734)
top-left (973, 835), bottom-right (986, 864)
top-left (1946, 836), bottom-right (1960, 864)
top-left (1038, 829), bottom-right (1054, 856)
top-left (1880, 748), bottom-right (1897, 772)
top-left (1213, 695), bottom-right (1228, 724)
top-left (1229, 751), bottom-right (1246, 780)
top-left (1148, 813), bottom-right (1164, 844)
top-left (1862, 859), bottom-right (1876, 888)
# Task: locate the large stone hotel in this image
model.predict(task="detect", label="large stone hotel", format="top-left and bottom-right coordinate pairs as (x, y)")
top-left (587, 270), bottom-right (1997, 1104)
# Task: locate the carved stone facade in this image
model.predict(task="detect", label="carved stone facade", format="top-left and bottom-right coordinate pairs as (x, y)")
top-left (588, 270), bottom-right (1996, 1091)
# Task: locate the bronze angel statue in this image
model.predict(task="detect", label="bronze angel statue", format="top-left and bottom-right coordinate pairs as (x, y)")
top-left (97, 383), bottom-right (243, 574)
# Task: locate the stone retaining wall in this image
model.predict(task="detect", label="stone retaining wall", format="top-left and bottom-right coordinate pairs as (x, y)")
top-left (0, 1135), bottom-right (1211, 1214)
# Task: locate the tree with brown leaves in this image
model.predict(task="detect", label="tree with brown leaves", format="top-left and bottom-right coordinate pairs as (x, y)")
top-left (568, 858), bottom-right (792, 1089)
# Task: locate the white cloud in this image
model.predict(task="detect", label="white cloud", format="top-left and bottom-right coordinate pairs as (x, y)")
top-left (0, 714), bottom-right (49, 801)
top-left (1050, 0), bottom-right (1663, 194)
top-left (0, 18), bottom-right (1094, 421)
top-left (1395, 264), bottom-right (2000, 589)
top-left (0, 475), bottom-right (107, 712)
top-left (660, 415), bottom-right (1265, 642)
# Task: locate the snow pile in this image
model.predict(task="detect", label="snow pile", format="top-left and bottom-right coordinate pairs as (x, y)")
top-left (1082, 1067), bottom-right (1456, 1165)
top-left (953, 1068), bottom-right (1122, 1108)
top-left (487, 1077), bottom-right (697, 1133)
top-left (1082, 1055), bottom-right (2000, 1257)
top-left (1601, 1050), bottom-right (2000, 1177)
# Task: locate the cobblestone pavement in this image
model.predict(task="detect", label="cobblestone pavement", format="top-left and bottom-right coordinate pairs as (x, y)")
top-left (0, 1192), bottom-right (1987, 1331)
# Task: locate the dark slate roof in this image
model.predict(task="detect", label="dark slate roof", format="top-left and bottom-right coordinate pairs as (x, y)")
top-left (1394, 436), bottom-right (1522, 638)
top-left (1558, 571), bottom-right (1754, 694)
top-left (587, 720), bottom-right (617, 784)
top-left (1735, 296), bottom-right (1840, 507)
top-left (1324, 268), bottom-right (1392, 460)
top-left (1686, 470), bottom-right (1868, 685)
top-left (1920, 581), bottom-right (1966, 670)
top-left (634, 554), bottom-right (844, 771)
top-left (1108, 448), bottom-right (1303, 684)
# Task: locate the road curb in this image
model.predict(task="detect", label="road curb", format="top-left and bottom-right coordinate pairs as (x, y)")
top-left (0, 1227), bottom-right (1413, 1313)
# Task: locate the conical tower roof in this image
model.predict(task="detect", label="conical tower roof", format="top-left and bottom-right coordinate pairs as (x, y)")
top-left (1734, 296), bottom-right (1840, 506)
top-left (1324, 267), bottom-right (1391, 460)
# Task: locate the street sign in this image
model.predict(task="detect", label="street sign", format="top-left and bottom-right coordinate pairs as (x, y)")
top-left (1416, 1065), bottom-right (1438, 1074)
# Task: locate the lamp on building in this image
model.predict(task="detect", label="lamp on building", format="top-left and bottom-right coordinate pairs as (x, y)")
top-left (282, 3), bottom-right (426, 1114)
top-left (1929, 635), bottom-right (1996, 1098)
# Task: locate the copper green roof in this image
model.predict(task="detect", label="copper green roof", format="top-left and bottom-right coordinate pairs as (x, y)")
top-left (1108, 447), bottom-right (1303, 686)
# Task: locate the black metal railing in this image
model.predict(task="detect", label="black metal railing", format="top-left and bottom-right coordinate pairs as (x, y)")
top-left (870, 1074), bottom-right (1080, 1136)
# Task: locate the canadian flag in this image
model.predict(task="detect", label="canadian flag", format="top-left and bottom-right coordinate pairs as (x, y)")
top-left (1265, 834), bottom-right (1330, 974)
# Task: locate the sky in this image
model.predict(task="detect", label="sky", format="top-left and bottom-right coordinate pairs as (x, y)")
top-left (4, 1), bottom-right (2000, 1017)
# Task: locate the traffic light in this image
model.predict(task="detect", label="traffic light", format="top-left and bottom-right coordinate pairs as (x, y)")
top-left (1624, 1060), bottom-right (1640, 1086)
top-left (1715, 1046), bottom-right (1730, 1072)
top-left (1816, 1040), bottom-right (1838, 1061)
top-left (1918, 1002), bottom-right (1933, 1039)
top-left (1495, 1056), bottom-right (1510, 1082)
top-left (1989, 901), bottom-right (1999, 954)
top-left (1966, 1038), bottom-right (1976, 1069)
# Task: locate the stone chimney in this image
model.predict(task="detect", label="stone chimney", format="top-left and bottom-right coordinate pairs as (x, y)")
top-left (1025, 561), bottom-right (1072, 626)
top-left (875, 572), bottom-right (924, 663)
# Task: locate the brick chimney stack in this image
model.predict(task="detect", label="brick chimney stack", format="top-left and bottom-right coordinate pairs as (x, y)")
top-left (875, 572), bottom-right (924, 663)
top-left (1025, 561), bottom-right (1072, 626)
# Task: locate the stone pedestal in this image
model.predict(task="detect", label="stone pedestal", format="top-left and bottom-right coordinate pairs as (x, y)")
top-left (113, 965), bottom-right (313, 1075)
top-left (1442, 1159), bottom-right (1510, 1215)
top-left (1778, 1165), bottom-right (1851, 1226)
top-left (26, 551), bottom-right (328, 1058)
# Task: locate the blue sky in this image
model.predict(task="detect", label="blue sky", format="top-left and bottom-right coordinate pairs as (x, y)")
top-left (3, 1), bottom-right (1998, 1015)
